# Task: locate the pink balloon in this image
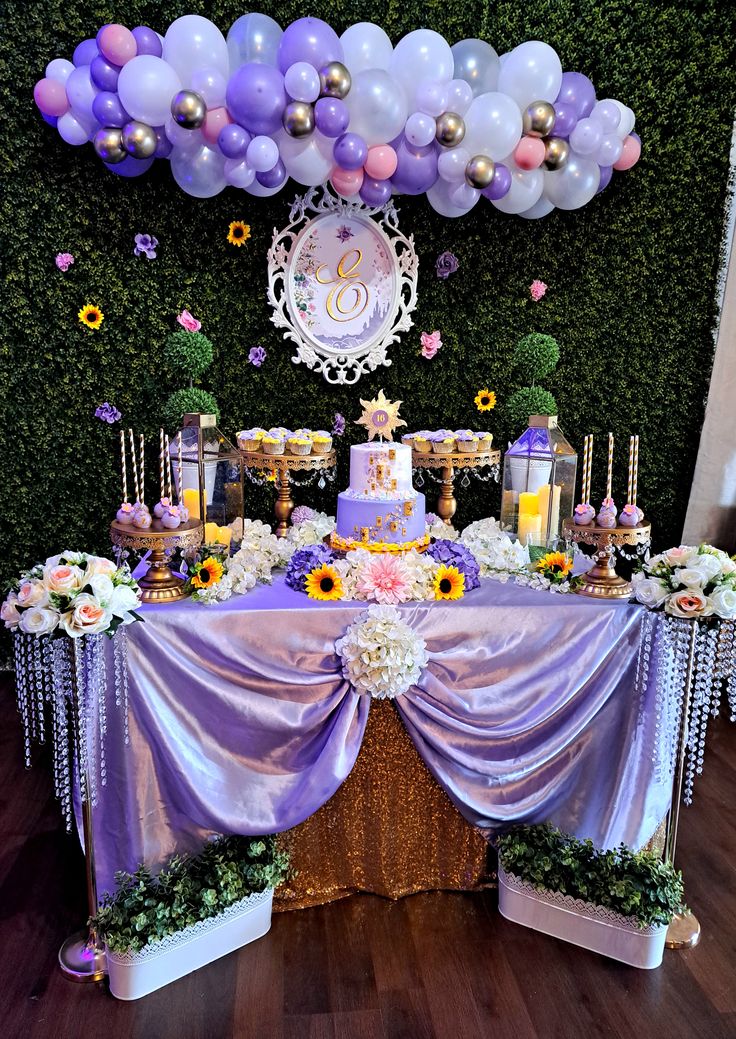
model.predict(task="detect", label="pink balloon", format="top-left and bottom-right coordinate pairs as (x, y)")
top-left (331, 166), bottom-right (364, 198)
top-left (202, 107), bottom-right (231, 147)
top-left (98, 24), bottom-right (137, 66)
top-left (33, 77), bottom-right (69, 117)
top-left (364, 145), bottom-right (398, 180)
top-left (513, 137), bottom-right (546, 171)
top-left (613, 134), bottom-right (641, 171)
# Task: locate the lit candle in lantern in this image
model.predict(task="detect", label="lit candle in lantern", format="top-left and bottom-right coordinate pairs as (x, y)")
top-left (183, 487), bottom-right (200, 519)
top-left (204, 521), bottom-right (220, 545)
top-left (538, 483), bottom-right (561, 537)
top-left (217, 526), bottom-right (232, 547)
top-left (518, 491), bottom-right (539, 515)
top-left (518, 512), bottom-right (542, 545)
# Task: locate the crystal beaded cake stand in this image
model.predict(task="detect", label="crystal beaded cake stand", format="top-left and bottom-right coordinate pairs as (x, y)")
top-left (561, 518), bottom-right (652, 599)
top-left (411, 448), bottom-right (501, 526)
top-left (110, 518), bottom-right (203, 603)
top-left (240, 449), bottom-right (337, 537)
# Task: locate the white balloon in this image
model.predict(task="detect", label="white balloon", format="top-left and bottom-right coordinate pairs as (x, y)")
top-left (46, 58), bottom-right (75, 84)
top-left (426, 176), bottom-right (478, 217)
top-left (405, 112), bottom-right (436, 147)
top-left (463, 92), bottom-right (523, 161)
top-left (497, 40), bottom-right (562, 109)
top-left (608, 99), bottom-right (636, 138)
top-left (57, 112), bottom-right (91, 145)
top-left (284, 61), bottom-right (321, 102)
top-left (340, 22), bottom-right (393, 73)
top-left (445, 79), bottom-right (473, 116)
top-left (344, 68), bottom-right (409, 146)
top-left (450, 182), bottom-right (480, 208)
top-left (491, 163), bottom-right (544, 214)
top-left (224, 158), bottom-right (255, 188)
top-left (390, 29), bottom-right (454, 95)
top-left (119, 56), bottom-right (181, 127)
top-left (451, 39), bottom-right (500, 97)
top-left (519, 197), bottom-right (555, 219)
top-left (190, 68), bottom-right (228, 107)
top-left (170, 144), bottom-right (226, 198)
top-left (246, 135), bottom-right (279, 172)
top-left (276, 129), bottom-right (334, 186)
top-left (163, 15), bottom-right (229, 81)
top-left (437, 146), bottom-right (470, 183)
top-left (245, 177), bottom-right (284, 197)
top-left (165, 116), bottom-right (202, 152)
top-left (544, 153), bottom-right (600, 210)
top-left (227, 13), bottom-right (283, 71)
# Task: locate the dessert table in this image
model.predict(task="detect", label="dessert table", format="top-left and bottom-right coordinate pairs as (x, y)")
top-left (85, 576), bottom-right (674, 905)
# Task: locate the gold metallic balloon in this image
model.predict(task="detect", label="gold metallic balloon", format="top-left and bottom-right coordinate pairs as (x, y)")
top-left (318, 61), bottom-right (351, 100)
top-left (435, 112), bottom-right (466, 148)
top-left (170, 90), bottom-right (206, 129)
top-left (283, 101), bottom-right (315, 138)
top-left (523, 101), bottom-right (556, 138)
top-left (465, 154), bottom-right (495, 189)
top-left (93, 127), bottom-right (126, 164)
top-left (121, 120), bottom-right (157, 159)
top-left (543, 136), bottom-right (570, 171)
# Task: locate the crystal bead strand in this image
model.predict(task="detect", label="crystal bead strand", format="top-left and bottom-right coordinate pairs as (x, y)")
top-left (72, 636), bottom-right (91, 805)
top-left (95, 635), bottom-right (108, 788)
top-left (31, 637), bottom-right (46, 745)
top-left (120, 626), bottom-right (130, 745)
top-left (52, 638), bottom-right (73, 830)
top-left (13, 634), bottom-right (33, 767)
top-left (720, 620), bottom-right (736, 722)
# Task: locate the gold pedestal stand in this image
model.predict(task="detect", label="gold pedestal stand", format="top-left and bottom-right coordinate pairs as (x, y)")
top-left (561, 519), bottom-right (652, 599)
top-left (240, 449), bottom-right (336, 537)
top-left (110, 518), bottom-right (203, 603)
top-left (412, 448), bottom-right (501, 526)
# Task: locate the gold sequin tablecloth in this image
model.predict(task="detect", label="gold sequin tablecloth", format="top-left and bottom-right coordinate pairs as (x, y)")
top-left (274, 699), bottom-right (491, 910)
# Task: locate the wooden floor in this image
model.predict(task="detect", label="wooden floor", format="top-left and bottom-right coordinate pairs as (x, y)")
top-left (1, 678), bottom-right (735, 1039)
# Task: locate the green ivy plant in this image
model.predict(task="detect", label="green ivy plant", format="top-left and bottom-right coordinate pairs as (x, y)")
top-left (496, 824), bottom-right (685, 928)
top-left (163, 329), bottom-right (218, 431)
top-left (506, 333), bottom-right (560, 431)
top-left (92, 835), bottom-right (289, 954)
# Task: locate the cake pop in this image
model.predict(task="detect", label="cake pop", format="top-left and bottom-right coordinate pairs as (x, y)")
top-left (618, 504), bottom-right (640, 528)
top-left (573, 503), bottom-right (595, 526)
top-left (116, 502), bottom-right (135, 524)
top-left (132, 508), bottom-right (152, 529)
top-left (161, 505), bottom-right (182, 530)
top-left (154, 496), bottom-right (172, 519)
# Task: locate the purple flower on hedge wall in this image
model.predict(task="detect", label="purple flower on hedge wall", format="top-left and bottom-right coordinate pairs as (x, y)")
top-left (285, 544), bottom-right (335, 592)
top-left (427, 539), bottom-right (481, 591)
top-left (248, 346), bottom-right (267, 367)
top-left (95, 402), bottom-right (122, 424)
top-left (134, 234), bottom-right (158, 259)
top-left (333, 412), bottom-right (346, 436)
top-left (55, 252), bottom-right (74, 272)
top-left (435, 251), bottom-right (459, 280)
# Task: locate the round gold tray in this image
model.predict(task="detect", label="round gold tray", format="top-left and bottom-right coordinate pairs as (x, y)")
top-left (239, 448), bottom-right (336, 471)
top-left (561, 517), bottom-right (652, 547)
top-left (561, 517), bottom-right (651, 599)
top-left (110, 517), bottom-right (204, 604)
top-left (411, 449), bottom-right (501, 468)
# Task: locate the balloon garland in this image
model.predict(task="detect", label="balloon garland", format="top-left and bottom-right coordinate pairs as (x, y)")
top-left (33, 15), bottom-right (641, 218)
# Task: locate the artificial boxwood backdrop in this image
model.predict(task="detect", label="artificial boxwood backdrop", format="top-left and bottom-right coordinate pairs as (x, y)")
top-left (3, 0), bottom-right (736, 590)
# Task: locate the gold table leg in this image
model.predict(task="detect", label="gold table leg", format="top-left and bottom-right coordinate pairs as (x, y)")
top-left (437, 465), bottom-right (456, 526)
top-left (274, 469), bottom-right (294, 537)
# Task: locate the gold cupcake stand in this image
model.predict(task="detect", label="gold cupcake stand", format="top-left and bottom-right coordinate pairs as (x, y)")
top-left (110, 519), bottom-right (203, 604)
top-left (561, 518), bottom-right (652, 598)
top-left (412, 448), bottom-right (502, 526)
top-left (239, 448), bottom-right (337, 536)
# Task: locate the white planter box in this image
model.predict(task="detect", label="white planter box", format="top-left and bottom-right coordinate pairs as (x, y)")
top-left (498, 867), bottom-right (667, 969)
top-left (107, 887), bottom-right (273, 1000)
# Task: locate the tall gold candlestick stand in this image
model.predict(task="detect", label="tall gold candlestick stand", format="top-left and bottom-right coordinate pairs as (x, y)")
top-left (412, 448), bottom-right (501, 526)
top-left (239, 448), bottom-right (337, 537)
top-left (561, 519), bottom-right (651, 598)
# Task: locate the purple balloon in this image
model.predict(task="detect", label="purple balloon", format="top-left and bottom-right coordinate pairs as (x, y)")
top-left (73, 39), bottom-right (98, 67)
top-left (257, 159), bottom-right (287, 188)
top-left (556, 71), bottom-right (596, 118)
top-left (631, 131), bottom-right (641, 145)
top-left (553, 102), bottom-right (577, 137)
top-left (360, 177), bottom-right (391, 207)
top-left (41, 113), bottom-right (58, 127)
top-left (333, 133), bottom-right (367, 171)
top-left (92, 91), bottom-right (129, 127)
top-left (132, 26), bottom-right (162, 57)
top-left (276, 17), bottom-right (343, 74)
top-left (314, 96), bottom-right (349, 138)
top-left (389, 136), bottom-right (438, 196)
top-left (226, 63), bottom-right (287, 136)
top-left (154, 127), bottom-right (173, 158)
top-left (91, 54), bottom-right (121, 91)
top-left (104, 154), bottom-right (155, 178)
top-left (596, 164), bottom-right (613, 193)
top-left (481, 163), bottom-right (512, 201)
top-left (218, 123), bottom-right (252, 160)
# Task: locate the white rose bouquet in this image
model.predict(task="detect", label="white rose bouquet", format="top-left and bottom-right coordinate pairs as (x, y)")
top-left (632, 544), bottom-right (736, 620)
top-left (2, 551), bottom-right (143, 638)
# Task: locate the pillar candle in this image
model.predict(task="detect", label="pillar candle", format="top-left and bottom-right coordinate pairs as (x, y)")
top-left (204, 521), bottom-right (220, 545)
top-left (538, 483), bottom-right (561, 537)
top-left (217, 526), bottom-right (232, 547)
top-left (517, 512), bottom-right (542, 545)
top-left (518, 491), bottom-right (539, 515)
top-left (183, 487), bottom-right (200, 519)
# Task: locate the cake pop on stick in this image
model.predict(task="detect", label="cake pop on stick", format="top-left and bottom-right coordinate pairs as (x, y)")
top-left (619, 434), bottom-right (641, 526)
top-left (116, 429), bottom-right (134, 523)
top-left (597, 432), bottom-right (616, 526)
top-left (128, 428), bottom-right (140, 505)
top-left (574, 434), bottom-right (595, 525)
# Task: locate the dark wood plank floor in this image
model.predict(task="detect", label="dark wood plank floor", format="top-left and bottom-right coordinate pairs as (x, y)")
top-left (1, 676), bottom-right (735, 1039)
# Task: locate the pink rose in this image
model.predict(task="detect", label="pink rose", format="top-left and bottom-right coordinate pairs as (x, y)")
top-left (663, 546), bottom-right (696, 568)
top-left (17, 579), bottom-right (49, 608)
top-left (43, 564), bottom-right (84, 595)
top-left (421, 330), bottom-right (442, 360)
top-left (1, 594), bottom-right (20, 629)
top-left (177, 309), bottom-right (201, 332)
top-left (664, 589), bottom-right (713, 619)
top-left (60, 593), bottom-right (112, 638)
top-left (530, 279), bottom-right (547, 301)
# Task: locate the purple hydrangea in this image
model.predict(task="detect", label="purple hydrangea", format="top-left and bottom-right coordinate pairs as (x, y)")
top-left (134, 234), bottom-right (158, 259)
top-left (291, 505), bottom-right (315, 526)
top-left (285, 544), bottom-right (335, 592)
top-left (249, 346), bottom-right (267, 367)
top-left (95, 402), bottom-right (122, 424)
top-left (426, 512), bottom-right (439, 526)
top-left (435, 250), bottom-right (459, 280)
top-left (427, 539), bottom-right (481, 591)
top-left (332, 412), bottom-right (346, 436)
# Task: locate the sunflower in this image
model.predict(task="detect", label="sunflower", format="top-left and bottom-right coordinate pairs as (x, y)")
top-left (191, 555), bottom-right (224, 589)
top-left (305, 563), bottom-right (343, 601)
top-left (474, 388), bottom-right (497, 411)
top-left (434, 564), bottom-right (465, 600)
top-left (536, 551), bottom-right (574, 578)
top-left (227, 221), bottom-right (251, 246)
top-left (78, 304), bottom-right (104, 330)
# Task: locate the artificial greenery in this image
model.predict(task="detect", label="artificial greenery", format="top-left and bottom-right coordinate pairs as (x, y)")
top-left (164, 329), bottom-right (214, 382)
top-left (513, 333), bottom-right (561, 383)
top-left (161, 387), bottom-right (220, 430)
top-left (92, 835), bottom-right (289, 954)
top-left (3, 0), bottom-right (736, 608)
top-left (506, 386), bottom-right (559, 430)
top-left (496, 824), bottom-right (685, 928)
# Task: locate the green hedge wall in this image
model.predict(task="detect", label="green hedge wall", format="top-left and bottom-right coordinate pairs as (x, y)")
top-left (3, 0), bottom-right (736, 589)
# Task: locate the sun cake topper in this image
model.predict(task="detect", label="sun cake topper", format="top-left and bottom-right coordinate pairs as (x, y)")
top-left (355, 389), bottom-right (406, 442)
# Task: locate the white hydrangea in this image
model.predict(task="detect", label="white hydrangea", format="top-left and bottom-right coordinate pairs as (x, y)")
top-left (286, 511), bottom-right (336, 549)
top-left (336, 604), bottom-right (429, 700)
top-left (426, 517), bottom-right (459, 541)
top-left (460, 517), bottom-right (530, 578)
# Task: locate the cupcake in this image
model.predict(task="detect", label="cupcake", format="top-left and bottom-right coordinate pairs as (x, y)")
top-left (618, 504), bottom-right (640, 528)
top-left (401, 433), bottom-right (416, 446)
top-left (287, 435), bottom-right (312, 456)
top-left (161, 505), bottom-right (182, 530)
top-left (295, 428), bottom-right (312, 437)
top-left (154, 496), bottom-right (172, 519)
top-left (262, 435), bottom-right (285, 455)
top-left (412, 431), bottom-right (431, 452)
top-left (237, 428), bottom-right (265, 452)
top-left (116, 502), bottom-right (135, 524)
top-left (455, 431), bottom-right (479, 453)
top-left (268, 426), bottom-right (290, 439)
top-left (476, 431), bottom-right (493, 451)
top-left (311, 431), bottom-right (333, 454)
top-left (432, 432), bottom-right (456, 454)
top-left (573, 503), bottom-right (596, 526)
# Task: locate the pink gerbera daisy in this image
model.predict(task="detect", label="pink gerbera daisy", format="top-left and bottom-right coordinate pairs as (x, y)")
top-left (357, 554), bottom-right (412, 605)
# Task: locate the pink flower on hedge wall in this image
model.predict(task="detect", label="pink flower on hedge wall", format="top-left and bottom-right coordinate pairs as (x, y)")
top-left (55, 252), bottom-right (74, 272)
top-left (530, 279), bottom-right (548, 301)
top-left (421, 330), bottom-right (442, 360)
top-left (177, 309), bottom-right (201, 332)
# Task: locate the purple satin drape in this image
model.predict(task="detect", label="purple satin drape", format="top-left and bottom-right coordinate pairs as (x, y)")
top-left (87, 577), bottom-right (672, 895)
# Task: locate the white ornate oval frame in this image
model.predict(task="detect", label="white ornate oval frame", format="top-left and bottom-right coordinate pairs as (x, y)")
top-left (267, 186), bottom-right (418, 385)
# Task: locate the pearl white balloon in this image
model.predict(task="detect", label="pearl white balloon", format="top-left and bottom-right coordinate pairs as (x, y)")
top-left (426, 175), bottom-right (478, 217)
top-left (170, 144), bottom-right (226, 197)
top-left (163, 15), bottom-right (229, 81)
top-left (190, 68), bottom-right (228, 108)
top-left (340, 22), bottom-right (393, 73)
top-left (450, 182), bottom-right (480, 208)
top-left (246, 135), bottom-right (279, 172)
top-left (405, 112), bottom-right (436, 147)
top-left (57, 112), bottom-right (91, 145)
top-left (344, 68), bottom-right (409, 146)
top-left (284, 62), bottom-right (321, 103)
top-left (46, 58), bottom-right (75, 84)
top-left (164, 116), bottom-right (203, 152)
top-left (119, 56), bottom-right (181, 127)
top-left (518, 196), bottom-right (555, 219)
top-left (491, 163), bottom-right (544, 214)
top-left (608, 99), bottom-right (636, 138)
top-left (497, 40), bottom-right (562, 109)
top-left (390, 29), bottom-right (454, 96)
top-left (445, 79), bottom-right (473, 116)
top-left (227, 13), bottom-right (283, 70)
top-left (544, 153), bottom-right (600, 210)
top-left (451, 39), bottom-right (500, 97)
top-left (276, 129), bottom-right (334, 186)
top-left (437, 146), bottom-right (470, 182)
top-left (463, 92), bottom-right (523, 161)
top-left (224, 157), bottom-right (255, 188)
top-left (414, 79), bottom-right (448, 117)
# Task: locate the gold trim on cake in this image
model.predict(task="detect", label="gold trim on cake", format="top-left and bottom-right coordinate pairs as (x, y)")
top-left (330, 532), bottom-right (430, 554)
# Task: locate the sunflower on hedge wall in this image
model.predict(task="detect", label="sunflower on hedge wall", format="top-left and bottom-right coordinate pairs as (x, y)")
top-left (227, 221), bottom-right (251, 246)
top-left (78, 304), bottom-right (104, 330)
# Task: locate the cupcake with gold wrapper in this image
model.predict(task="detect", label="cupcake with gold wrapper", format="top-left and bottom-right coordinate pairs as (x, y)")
top-left (310, 431), bottom-right (333, 454)
top-left (475, 431), bottom-right (493, 451)
top-left (262, 434), bottom-right (285, 455)
top-left (431, 432), bottom-right (456, 454)
top-left (287, 435), bottom-right (313, 456)
top-left (455, 430), bottom-right (480, 452)
top-left (237, 428), bottom-right (266, 452)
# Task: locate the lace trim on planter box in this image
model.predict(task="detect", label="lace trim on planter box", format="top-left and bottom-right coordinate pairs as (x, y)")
top-left (106, 887), bottom-right (272, 964)
top-left (499, 869), bottom-right (664, 935)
